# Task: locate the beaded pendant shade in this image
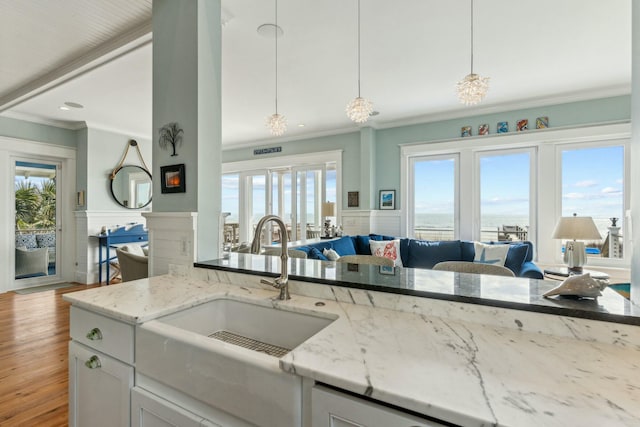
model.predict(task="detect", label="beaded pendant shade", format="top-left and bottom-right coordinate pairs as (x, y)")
top-left (346, 0), bottom-right (373, 123)
top-left (456, 0), bottom-right (489, 105)
top-left (266, 0), bottom-right (287, 136)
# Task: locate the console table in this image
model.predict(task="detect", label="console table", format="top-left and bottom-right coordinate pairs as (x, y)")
top-left (92, 224), bottom-right (148, 284)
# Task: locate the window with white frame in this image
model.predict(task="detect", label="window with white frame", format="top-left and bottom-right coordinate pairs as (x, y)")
top-left (477, 148), bottom-right (535, 243)
top-left (410, 155), bottom-right (458, 241)
top-left (401, 123), bottom-right (630, 266)
top-left (222, 151), bottom-right (341, 248)
top-left (559, 143), bottom-right (626, 260)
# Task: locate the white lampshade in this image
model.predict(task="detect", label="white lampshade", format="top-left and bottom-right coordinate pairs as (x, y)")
top-left (322, 202), bottom-right (336, 217)
top-left (552, 215), bottom-right (602, 241)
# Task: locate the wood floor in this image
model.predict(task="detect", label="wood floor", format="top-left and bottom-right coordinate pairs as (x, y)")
top-left (0, 283), bottom-right (98, 426)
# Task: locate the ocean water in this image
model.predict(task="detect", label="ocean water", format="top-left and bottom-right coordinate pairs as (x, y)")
top-left (414, 213), bottom-right (620, 241)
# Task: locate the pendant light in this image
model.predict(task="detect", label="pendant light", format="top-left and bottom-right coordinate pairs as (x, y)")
top-left (266, 0), bottom-right (287, 136)
top-left (346, 0), bottom-right (373, 123)
top-left (456, 0), bottom-right (489, 105)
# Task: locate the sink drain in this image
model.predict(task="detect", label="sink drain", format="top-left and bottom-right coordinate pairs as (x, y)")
top-left (209, 330), bottom-right (291, 358)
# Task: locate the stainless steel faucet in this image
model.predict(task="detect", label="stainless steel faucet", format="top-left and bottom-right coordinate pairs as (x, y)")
top-left (250, 215), bottom-right (290, 300)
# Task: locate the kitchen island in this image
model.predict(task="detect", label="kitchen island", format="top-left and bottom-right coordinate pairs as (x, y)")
top-left (65, 254), bottom-right (640, 426)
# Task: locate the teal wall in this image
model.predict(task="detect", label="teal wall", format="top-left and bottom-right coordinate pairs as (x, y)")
top-left (0, 116), bottom-right (76, 147)
top-left (223, 95), bottom-right (631, 210)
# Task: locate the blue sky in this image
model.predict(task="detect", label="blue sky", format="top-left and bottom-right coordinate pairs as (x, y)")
top-left (414, 145), bottom-right (624, 222)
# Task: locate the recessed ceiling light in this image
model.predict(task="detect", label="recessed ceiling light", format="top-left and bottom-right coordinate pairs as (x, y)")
top-left (257, 23), bottom-right (284, 38)
top-left (298, 124), bottom-right (305, 128)
top-left (59, 106), bottom-right (70, 111)
top-left (64, 101), bottom-right (84, 109)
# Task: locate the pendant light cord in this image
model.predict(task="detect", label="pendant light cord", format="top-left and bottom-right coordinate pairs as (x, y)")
top-left (275, 0), bottom-right (279, 114)
top-left (470, 0), bottom-right (474, 75)
top-left (357, 0), bottom-right (362, 97)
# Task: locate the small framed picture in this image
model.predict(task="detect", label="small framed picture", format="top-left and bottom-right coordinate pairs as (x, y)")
top-left (536, 116), bottom-right (549, 129)
top-left (347, 191), bottom-right (359, 208)
top-left (379, 190), bottom-right (395, 210)
top-left (160, 164), bottom-right (186, 193)
top-left (478, 124), bottom-right (489, 135)
top-left (497, 122), bottom-right (509, 133)
top-left (461, 126), bottom-right (472, 137)
top-left (516, 119), bottom-right (528, 131)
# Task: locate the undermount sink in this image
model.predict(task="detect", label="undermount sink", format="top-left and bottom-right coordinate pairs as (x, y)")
top-left (155, 297), bottom-right (337, 356)
top-left (135, 296), bottom-right (337, 427)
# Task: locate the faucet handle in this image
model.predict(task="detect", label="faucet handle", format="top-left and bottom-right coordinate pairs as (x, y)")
top-left (260, 278), bottom-right (276, 288)
top-left (261, 278), bottom-right (286, 290)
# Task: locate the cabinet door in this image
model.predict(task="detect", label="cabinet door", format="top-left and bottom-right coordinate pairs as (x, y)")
top-left (131, 387), bottom-right (210, 427)
top-left (69, 341), bottom-right (133, 427)
top-left (311, 386), bottom-right (444, 427)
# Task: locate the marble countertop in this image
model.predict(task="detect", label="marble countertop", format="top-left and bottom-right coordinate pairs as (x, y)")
top-left (196, 253), bottom-right (640, 325)
top-left (64, 272), bottom-right (640, 427)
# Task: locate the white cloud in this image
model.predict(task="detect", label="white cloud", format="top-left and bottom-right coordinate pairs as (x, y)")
top-left (574, 180), bottom-right (598, 188)
top-left (601, 187), bottom-right (621, 194)
top-left (564, 192), bottom-right (585, 199)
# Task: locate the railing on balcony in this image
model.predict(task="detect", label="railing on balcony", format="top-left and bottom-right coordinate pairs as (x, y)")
top-left (413, 226), bottom-right (528, 242)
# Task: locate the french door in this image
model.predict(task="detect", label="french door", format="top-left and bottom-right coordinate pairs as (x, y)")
top-left (13, 159), bottom-right (61, 286)
top-left (232, 164), bottom-right (331, 245)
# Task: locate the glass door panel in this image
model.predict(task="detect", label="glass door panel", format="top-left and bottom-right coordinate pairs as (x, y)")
top-left (248, 174), bottom-right (267, 244)
top-left (478, 150), bottom-right (532, 243)
top-left (221, 173), bottom-right (240, 248)
top-left (411, 156), bottom-right (457, 240)
top-left (14, 161), bottom-right (59, 281)
top-left (560, 145), bottom-right (624, 259)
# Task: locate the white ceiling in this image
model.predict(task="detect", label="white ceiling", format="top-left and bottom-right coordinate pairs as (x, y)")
top-left (0, 0), bottom-right (632, 147)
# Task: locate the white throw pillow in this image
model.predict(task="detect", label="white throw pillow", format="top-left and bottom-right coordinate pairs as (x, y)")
top-left (369, 239), bottom-right (403, 267)
top-left (323, 248), bottom-right (340, 261)
top-left (473, 242), bottom-right (509, 266)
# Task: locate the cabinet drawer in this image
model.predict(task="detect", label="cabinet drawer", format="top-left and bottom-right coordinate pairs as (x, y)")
top-left (71, 306), bottom-right (134, 363)
top-left (312, 385), bottom-right (445, 427)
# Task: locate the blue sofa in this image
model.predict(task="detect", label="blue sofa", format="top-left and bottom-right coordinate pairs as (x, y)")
top-left (295, 234), bottom-right (543, 279)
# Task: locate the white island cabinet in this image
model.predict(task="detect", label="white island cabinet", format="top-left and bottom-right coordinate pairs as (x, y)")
top-left (131, 387), bottom-right (217, 427)
top-left (311, 386), bottom-right (445, 427)
top-left (68, 307), bottom-right (134, 427)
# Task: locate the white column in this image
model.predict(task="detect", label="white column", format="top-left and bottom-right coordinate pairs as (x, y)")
top-left (151, 0), bottom-right (222, 264)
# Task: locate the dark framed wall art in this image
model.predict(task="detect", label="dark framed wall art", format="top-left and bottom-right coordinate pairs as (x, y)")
top-left (160, 164), bottom-right (186, 193)
top-left (348, 191), bottom-right (359, 207)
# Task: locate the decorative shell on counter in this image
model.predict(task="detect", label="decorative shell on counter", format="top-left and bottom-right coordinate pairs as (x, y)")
top-left (543, 273), bottom-right (606, 298)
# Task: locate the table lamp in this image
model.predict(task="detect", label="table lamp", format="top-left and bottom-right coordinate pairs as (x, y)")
top-left (321, 202), bottom-right (336, 238)
top-left (552, 213), bottom-right (601, 274)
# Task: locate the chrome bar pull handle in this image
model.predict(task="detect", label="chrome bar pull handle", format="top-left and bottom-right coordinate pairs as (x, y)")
top-left (86, 328), bottom-right (103, 341)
